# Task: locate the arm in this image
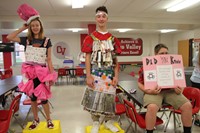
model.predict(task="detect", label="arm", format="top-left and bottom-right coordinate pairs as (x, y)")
top-left (46, 47), bottom-right (54, 73)
top-left (6, 24), bottom-right (28, 43)
top-left (85, 53), bottom-right (94, 88)
top-left (113, 58), bottom-right (119, 86)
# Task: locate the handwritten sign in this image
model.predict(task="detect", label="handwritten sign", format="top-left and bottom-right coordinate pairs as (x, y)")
top-left (118, 38), bottom-right (143, 56)
top-left (142, 54), bottom-right (186, 89)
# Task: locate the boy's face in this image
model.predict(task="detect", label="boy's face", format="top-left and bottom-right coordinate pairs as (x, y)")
top-left (95, 11), bottom-right (108, 28)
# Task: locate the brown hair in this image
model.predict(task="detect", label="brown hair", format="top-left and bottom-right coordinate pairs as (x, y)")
top-left (27, 18), bottom-right (44, 41)
top-left (96, 6), bottom-right (108, 14)
top-left (154, 43), bottom-right (168, 54)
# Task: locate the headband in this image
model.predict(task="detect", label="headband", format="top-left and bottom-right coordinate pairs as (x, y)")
top-left (95, 11), bottom-right (108, 16)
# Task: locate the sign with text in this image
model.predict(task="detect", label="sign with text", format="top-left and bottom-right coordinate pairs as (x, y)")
top-left (142, 54), bottom-right (186, 89)
top-left (53, 41), bottom-right (69, 59)
top-left (118, 38), bottom-right (143, 56)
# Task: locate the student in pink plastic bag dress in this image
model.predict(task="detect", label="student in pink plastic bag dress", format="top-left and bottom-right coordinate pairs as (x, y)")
top-left (81, 6), bottom-right (122, 133)
top-left (7, 3), bottom-right (57, 130)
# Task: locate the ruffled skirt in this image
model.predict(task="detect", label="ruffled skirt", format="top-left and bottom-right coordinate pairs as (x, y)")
top-left (18, 63), bottom-right (58, 100)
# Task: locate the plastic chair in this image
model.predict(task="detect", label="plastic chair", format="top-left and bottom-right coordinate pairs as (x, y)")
top-left (57, 68), bottom-right (68, 84)
top-left (164, 87), bottom-right (200, 132)
top-left (75, 67), bottom-right (86, 85)
top-left (115, 96), bottom-right (126, 125)
top-left (0, 94), bottom-right (22, 133)
top-left (0, 68), bottom-right (13, 80)
top-left (123, 99), bottom-right (163, 132)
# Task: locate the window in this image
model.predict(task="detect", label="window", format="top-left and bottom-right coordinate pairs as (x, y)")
top-left (14, 42), bottom-right (25, 64)
top-left (0, 52), bottom-right (3, 64)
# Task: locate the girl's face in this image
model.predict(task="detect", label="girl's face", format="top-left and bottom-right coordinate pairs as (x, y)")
top-left (156, 48), bottom-right (168, 55)
top-left (95, 12), bottom-right (108, 28)
top-left (30, 20), bottom-right (41, 35)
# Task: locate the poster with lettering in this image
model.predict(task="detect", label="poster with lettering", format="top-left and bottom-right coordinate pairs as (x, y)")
top-left (142, 54), bottom-right (186, 89)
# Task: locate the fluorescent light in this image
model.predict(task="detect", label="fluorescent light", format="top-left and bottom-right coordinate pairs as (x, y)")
top-left (72, 0), bottom-right (85, 9)
top-left (160, 29), bottom-right (177, 33)
top-left (116, 28), bottom-right (132, 33)
top-left (167, 0), bottom-right (200, 12)
top-left (68, 28), bottom-right (83, 32)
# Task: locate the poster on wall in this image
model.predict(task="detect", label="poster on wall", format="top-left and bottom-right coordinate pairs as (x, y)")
top-left (118, 38), bottom-right (143, 56)
top-left (53, 42), bottom-right (69, 59)
top-left (142, 54), bottom-right (186, 89)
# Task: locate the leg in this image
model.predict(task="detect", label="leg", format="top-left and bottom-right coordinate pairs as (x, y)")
top-left (91, 114), bottom-right (100, 133)
top-left (42, 100), bottom-right (51, 120)
top-left (104, 116), bottom-right (119, 133)
top-left (42, 100), bottom-right (54, 129)
top-left (146, 104), bottom-right (159, 130)
top-left (31, 101), bottom-right (39, 120)
top-left (179, 102), bottom-right (192, 132)
top-left (29, 94), bottom-right (40, 130)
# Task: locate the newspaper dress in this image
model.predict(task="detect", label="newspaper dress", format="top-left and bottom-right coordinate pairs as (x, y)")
top-left (81, 31), bottom-right (121, 116)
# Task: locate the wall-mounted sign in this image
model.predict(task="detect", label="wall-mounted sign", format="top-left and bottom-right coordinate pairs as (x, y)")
top-left (53, 42), bottom-right (69, 59)
top-left (118, 38), bottom-right (143, 56)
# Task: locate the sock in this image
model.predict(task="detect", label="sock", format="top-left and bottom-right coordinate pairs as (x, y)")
top-left (183, 126), bottom-right (191, 133)
top-left (146, 129), bottom-right (153, 133)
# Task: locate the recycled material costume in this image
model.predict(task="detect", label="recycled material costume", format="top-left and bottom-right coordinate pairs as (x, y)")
top-left (18, 37), bottom-right (57, 101)
top-left (81, 31), bottom-right (121, 117)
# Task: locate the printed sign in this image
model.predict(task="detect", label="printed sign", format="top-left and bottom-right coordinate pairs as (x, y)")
top-left (142, 54), bottom-right (186, 89)
top-left (53, 42), bottom-right (69, 59)
top-left (118, 38), bottom-right (143, 56)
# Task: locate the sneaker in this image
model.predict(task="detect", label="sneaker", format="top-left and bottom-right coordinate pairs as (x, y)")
top-left (29, 119), bottom-right (40, 130)
top-left (47, 119), bottom-right (54, 129)
top-left (91, 121), bottom-right (100, 133)
top-left (194, 119), bottom-right (200, 126)
top-left (104, 120), bottom-right (119, 133)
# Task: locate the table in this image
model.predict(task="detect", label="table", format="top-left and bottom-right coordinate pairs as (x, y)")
top-left (0, 75), bottom-right (22, 107)
top-left (118, 81), bottom-right (144, 107)
top-left (118, 72), bottom-right (144, 107)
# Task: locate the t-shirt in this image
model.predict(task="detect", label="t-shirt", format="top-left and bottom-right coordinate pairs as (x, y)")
top-left (20, 37), bottom-right (52, 51)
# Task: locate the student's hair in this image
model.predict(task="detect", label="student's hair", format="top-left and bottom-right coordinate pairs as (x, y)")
top-left (96, 6), bottom-right (108, 14)
top-left (154, 43), bottom-right (168, 54)
top-left (27, 18), bottom-right (44, 41)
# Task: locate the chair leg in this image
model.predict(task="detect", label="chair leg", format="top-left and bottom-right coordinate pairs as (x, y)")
top-left (164, 111), bottom-right (173, 132)
top-left (13, 115), bottom-right (24, 129)
top-left (173, 111), bottom-right (176, 133)
top-left (23, 107), bottom-right (32, 126)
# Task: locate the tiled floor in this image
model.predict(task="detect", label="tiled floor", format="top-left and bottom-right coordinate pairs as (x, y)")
top-left (8, 84), bottom-right (200, 133)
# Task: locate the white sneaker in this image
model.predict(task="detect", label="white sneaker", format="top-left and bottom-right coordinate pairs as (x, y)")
top-left (104, 120), bottom-right (119, 133)
top-left (91, 121), bottom-right (100, 133)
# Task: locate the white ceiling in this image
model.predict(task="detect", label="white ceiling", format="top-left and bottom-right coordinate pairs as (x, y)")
top-left (0, 0), bottom-right (200, 35)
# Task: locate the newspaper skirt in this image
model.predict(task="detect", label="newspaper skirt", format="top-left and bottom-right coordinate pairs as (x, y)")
top-left (81, 68), bottom-right (116, 117)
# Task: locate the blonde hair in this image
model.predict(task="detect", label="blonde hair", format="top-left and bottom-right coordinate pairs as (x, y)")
top-left (27, 18), bottom-right (44, 41)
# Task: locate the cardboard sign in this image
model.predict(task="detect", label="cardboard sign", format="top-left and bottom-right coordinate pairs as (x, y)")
top-left (142, 54), bottom-right (186, 89)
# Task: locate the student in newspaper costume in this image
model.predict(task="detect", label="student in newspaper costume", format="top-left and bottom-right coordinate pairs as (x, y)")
top-left (81, 6), bottom-right (122, 133)
top-left (7, 3), bottom-right (57, 130)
